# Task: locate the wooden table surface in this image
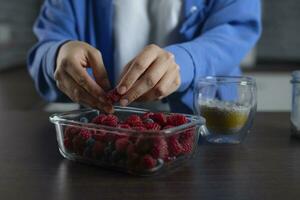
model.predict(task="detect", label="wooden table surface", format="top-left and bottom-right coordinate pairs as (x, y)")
top-left (0, 111), bottom-right (299, 200)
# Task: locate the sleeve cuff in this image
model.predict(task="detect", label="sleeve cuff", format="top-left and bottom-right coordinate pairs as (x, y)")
top-left (164, 44), bottom-right (195, 92)
top-left (45, 40), bottom-right (71, 80)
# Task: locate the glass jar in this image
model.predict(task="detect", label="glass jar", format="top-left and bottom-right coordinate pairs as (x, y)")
top-left (291, 71), bottom-right (300, 137)
top-left (194, 76), bottom-right (257, 144)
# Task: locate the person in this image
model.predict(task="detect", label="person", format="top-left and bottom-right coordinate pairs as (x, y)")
top-left (27, 0), bottom-right (261, 114)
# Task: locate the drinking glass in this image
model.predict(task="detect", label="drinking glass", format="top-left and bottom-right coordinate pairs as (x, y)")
top-left (194, 76), bottom-right (257, 144)
top-left (291, 71), bottom-right (300, 137)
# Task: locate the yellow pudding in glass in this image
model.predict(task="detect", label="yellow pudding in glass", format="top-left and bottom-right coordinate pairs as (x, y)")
top-left (200, 100), bottom-right (250, 135)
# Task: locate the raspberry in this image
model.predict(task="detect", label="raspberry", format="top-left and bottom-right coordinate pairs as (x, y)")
top-left (127, 144), bottom-right (139, 168)
top-left (115, 133), bottom-right (130, 141)
top-left (166, 114), bottom-right (188, 126)
top-left (92, 131), bottom-right (107, 141)
top-left (92, 114), bottom-right (107, 124)
top-left (102, 114), bottom-right (118, 127)
top-left (150, 113), bottom-right (167, 126)
top-left (151, 137), bottom-right (168, 159)
top-left (72, 135), bottom-right (86, 155)
top-left (168, 137), bottom-right (183, 157)
top-left (145, 122), bottom-right (161, 130)
top-left (103, 132), bottom-right (117, 143)
top-left (125, 115), bottom-right (143, 127)
top-left (141, 112), bottom-right (154, 121)
top-left (107, 89), bottom-right (121, 104)
top-left (64, 126), bottom-right (80, 140)
top-left (180, 127), bottom-right (195, 141)
top-left (140, 155), bottom-right (157, 169)
top-left (127, 143), bottom-right (136, 157)
top-left (79, 129), bottom-right (92, 140)
top-left (115, 138), bottom-right (130, 153)
top-left (181, 139), bottom-right (193, 154)
top-left (135, 137), bottom-right (152, 155)
top-left (92, 141), bottom-right (105, 158)
top-left (118, 124), bottom-right (131, 129)
top-left (63, 138), bottom-right (73, 151)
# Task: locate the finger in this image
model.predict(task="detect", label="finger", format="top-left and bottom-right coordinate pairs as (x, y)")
top-left (74, 87), bottom-right (114, 113)
top-left (116, 45), bottom-right (159, 95)
top-left (118, 58), bottom-right (134, 83)
top-left (86, 47), bottom-right (111, 91)
top-left (137, 66), bottom-right (180, 101)
top-left (57, 71), bottom-right (114, 113)
top-left (61, 59), bottom-right (108, 102)
top-left (119, 55), bottom-right (172, 106)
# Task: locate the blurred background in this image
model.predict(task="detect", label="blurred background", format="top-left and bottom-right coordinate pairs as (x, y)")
top-left (0, 0), bottom-right (299, 112)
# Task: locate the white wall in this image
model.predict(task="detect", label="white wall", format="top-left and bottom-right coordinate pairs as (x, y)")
top-left (244, 72), bottom-right (292, 112)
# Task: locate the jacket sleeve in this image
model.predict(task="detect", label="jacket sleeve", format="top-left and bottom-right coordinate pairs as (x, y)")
top-left (165, 0), bottom-right (262, 112)
top-left (27, 0), bottom-right (77, 102)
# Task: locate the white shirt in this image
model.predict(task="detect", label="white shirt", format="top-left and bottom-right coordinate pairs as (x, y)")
top-left (113, 0), bottom-right (183, 80)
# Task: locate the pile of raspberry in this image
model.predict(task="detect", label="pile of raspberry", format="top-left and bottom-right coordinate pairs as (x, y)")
top-left (63, 112), bottom-right (196, 171)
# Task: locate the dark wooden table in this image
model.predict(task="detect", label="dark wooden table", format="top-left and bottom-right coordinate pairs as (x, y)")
top-left (0, 111), bottom-right (299, 200)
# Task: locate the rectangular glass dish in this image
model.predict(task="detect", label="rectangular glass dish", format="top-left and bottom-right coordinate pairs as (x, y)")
top-left (49, 106), bottom-right (206, 176)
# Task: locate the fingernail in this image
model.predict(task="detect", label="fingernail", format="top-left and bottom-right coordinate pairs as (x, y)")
top-left (104, 106), bottom-right (113, 113)
top-left (120, 99), bottom-right (128, 107)
top-left (118, 86), bottom-right (127, 95)
top-left (99, 97), bottom-right (107, 104)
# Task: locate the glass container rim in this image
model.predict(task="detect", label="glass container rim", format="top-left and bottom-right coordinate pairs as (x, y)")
top-left (49, 106), bottom-right (205, 136)
top-left (195, 76), bottom-right (256, 85)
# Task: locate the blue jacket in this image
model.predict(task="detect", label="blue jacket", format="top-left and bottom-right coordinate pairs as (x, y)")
top-left (27, 0), bottom-right (261, 113)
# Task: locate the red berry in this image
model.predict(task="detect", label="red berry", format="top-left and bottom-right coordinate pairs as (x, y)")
top-left (151, 137), bottom-right (169, 159)
top-left (180, 127), bottom-right (195, 141)
top-left (127, 144), bottom-right (139, 168)
top-left (63, 138), bottom-right (73, 151)
top-left (107, 89), bottom-right (121, 104)
top-left (127, 143), bottom-right (136, 156)
top-left (92, 131), bottom-right (106, 141)
top-left (125, 115), bottom-right (143, 127)
top-left (129, 134), bottom-right (140, 143)
top-left (115, 138), bottom-right (130, 153)
top-left (141, 112), bottom-right (154, 121)
top-left (64, 126), bottom-right (80, 140)
top-left (181, 139), bottom-right (193, 154)
top-left (102, 114), bottom-right (118, 127)
top-left (92, 114), bottom-right (107, 124)
top-left (103, 132), bottom-right (117, 142)
top-left (150, 113), bottom-right (167, 126)
top-left (92, 141), bottom-right (105, 158)
top-left (168, 137), bottom-right (183, 157)
top-left (72, 135), bottom-right (86, 155)
top-left (145, 122), bottom-right (161, 130)
top-left (79, 129), bottom-right (92, 140)
top-left (140, 155), bottom-right (157, 169)
top-left (135, 137), bottom-right (152, 155)
top-left (118, 123), bottom-right (131, 129)
top-left (167, 114), bottom-right (188, 126)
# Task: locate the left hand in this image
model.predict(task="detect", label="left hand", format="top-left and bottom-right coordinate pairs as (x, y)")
top-left (116, 44), bottom-right (181, 106)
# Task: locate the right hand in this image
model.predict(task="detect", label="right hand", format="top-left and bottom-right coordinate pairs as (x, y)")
top-left (55, 41), bottom-right (113, 113)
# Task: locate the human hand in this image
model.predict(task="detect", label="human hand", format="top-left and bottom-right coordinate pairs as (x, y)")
top-left (116, 44), bottom-right (181, 106)
top-left (54, 41), bottom-right (113, 113)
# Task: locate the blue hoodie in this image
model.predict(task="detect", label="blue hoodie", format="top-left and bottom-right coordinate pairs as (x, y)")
top-left (27, 0), bottom-right (261, 113)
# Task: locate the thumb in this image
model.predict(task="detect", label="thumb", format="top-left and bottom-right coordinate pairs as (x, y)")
top-left (86, 47), bottom-right (111, 91)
